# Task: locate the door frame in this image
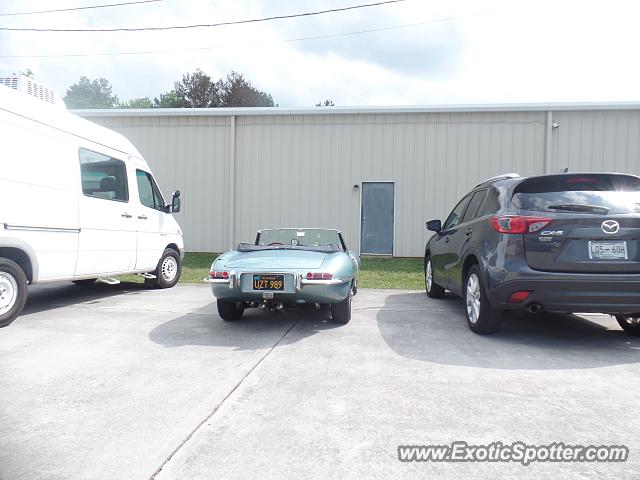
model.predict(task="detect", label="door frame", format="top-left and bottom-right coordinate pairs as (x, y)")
top-left (359, 180), bottom-right (396, 256)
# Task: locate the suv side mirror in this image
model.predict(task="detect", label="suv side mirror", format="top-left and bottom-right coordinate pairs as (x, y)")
top-left (170, 190), bottom-right (181, 213)
top-left (426, 219), bottom-right (442, 232)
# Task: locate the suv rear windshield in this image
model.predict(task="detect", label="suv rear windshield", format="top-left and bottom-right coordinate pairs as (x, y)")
top-left (512, 174), bottom-right (640, 214)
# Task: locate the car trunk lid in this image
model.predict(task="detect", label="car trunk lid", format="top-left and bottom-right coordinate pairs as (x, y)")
top-left (512, 173), bottom-right (640, 273)
top-left (224, 249), bottom-right (327, 270)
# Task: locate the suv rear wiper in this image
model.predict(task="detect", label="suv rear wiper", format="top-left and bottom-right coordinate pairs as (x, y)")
top-left (547, 203), bottom-right (610, 214)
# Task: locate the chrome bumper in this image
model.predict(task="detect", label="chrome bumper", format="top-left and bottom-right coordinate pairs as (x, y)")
top-left (203, 272), bottom-right (350, 291)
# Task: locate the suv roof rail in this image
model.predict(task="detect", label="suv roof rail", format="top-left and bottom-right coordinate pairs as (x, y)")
top-left (474, 172), bottom-right (520, 188)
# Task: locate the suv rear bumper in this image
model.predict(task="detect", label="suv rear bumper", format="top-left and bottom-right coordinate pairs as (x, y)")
top-left (488, 274), bottom-right (640, 314)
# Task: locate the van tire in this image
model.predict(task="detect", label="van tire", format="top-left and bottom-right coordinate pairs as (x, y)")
top-left (0, 257), bottom-right (28, 328)
top-left (72, 279), bottom-right (97, 286)
top-left (217, 299), bottom-right (244, 321)
top-left (147, 248), bottom-right (181, 289)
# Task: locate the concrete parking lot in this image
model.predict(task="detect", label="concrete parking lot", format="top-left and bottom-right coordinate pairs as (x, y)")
top-left (1, 283), bottom-right (640, 480)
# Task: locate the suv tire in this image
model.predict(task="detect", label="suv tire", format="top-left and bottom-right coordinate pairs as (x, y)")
top-left (464, 265), bottom-right (502, 334)
top-left (425, 256), bottom-right (445, 299)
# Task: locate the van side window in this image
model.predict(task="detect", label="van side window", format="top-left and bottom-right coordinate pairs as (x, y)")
top-left (136, 170), bottom-right (166, 211)
top-left (79, 149), bottom-right (129, 202)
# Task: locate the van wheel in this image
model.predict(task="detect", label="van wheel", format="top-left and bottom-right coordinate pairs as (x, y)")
top-left (615, 315), bottom-right (640, 336)
top-left (72, 279), bottom-right (97, 286)
top-left (0, 257), bottom-right (28, 328)
top-left (146, 248), bottom-right (181, 289)
top-left (464, 265), bottom-right (502, 334)
top-left (331, 293), bottom-right (351, 324)
top-left (425, 256), bottom-right (445, 298)
top-left (217, 299), bottom-right (244, 321)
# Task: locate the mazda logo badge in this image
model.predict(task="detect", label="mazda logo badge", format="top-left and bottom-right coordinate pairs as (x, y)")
top-left (601, 220), bottom-right (620, 234)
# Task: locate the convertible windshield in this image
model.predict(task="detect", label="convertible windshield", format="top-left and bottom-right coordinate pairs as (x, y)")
top-left (247, 228), bottom-right (345, 252)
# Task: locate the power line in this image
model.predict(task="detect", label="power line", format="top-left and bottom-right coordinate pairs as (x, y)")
top-left (0, 0), bottom-right (162, 17)
top-left (0, 0), bottom-right (409, 32)
top-left (0, 12), bottom-right (493, 58)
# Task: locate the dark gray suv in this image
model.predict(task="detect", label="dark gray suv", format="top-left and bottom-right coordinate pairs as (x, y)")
top-left (424, 172), bottom-right (640, 335)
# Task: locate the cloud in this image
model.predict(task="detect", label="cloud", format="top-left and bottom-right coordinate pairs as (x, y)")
top-left (1, 0), bottom-right (640, 106)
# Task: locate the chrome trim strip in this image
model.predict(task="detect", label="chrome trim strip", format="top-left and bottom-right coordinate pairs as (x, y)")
top-left (203, 277), bottom-right (230, 284)
top-left (301, 278), bottom-right (350, 286)
top-left (3, 223), bottom-right (80, 233)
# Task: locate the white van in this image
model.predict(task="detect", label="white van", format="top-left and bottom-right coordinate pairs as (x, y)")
top-left (0, 76), bottom-right (184, 327)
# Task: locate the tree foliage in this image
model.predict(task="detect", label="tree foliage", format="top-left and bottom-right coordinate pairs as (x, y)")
top-left (65, 70), bottom-right (275, 109)
top-left (316, 99), bottom-right (335, 107)
top-left (155, 70), bottom-right (275, 108)
top-left (63, 76), bottom-right (119, 109)
top-left (119, 97), bottom-right (153, 108)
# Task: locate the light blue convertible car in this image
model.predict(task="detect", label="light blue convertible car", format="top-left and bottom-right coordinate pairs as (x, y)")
top-left (205, 228), bottom-right (359, 323)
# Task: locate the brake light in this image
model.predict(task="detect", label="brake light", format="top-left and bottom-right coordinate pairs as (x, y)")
top-left (306, 272), bottom-right (333, 280)
top-left (507, 290), bottom-right (532, 304)
top-left (209, 271), bottom-right (229, 279)
top-left (490, 215), bottom-right (551, 234)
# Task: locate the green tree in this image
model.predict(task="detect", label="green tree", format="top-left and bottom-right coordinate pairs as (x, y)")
top-left (153, 90), bottom-right (181, 108)
top-left (315, 99), bottom-right (335, 107)
top-left (219, 71), bottom-right (274, 107)
top-left (13, 69), bottom-right (34, 78)
top-left (64, 76), bottom-right (119, 109)
top-left (119, 97), bottom-right (153, 108)
top-left (154, 70), bottom-right (275, 108)
top-left (172, 69), bottom-right (221, 107)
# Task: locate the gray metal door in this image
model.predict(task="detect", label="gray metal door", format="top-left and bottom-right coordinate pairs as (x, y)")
top-left (361, 182), bottom-right (394, 255)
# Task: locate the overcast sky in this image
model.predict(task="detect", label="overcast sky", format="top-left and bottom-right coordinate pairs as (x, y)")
top-left (1, 0), bottom-right (639, 107)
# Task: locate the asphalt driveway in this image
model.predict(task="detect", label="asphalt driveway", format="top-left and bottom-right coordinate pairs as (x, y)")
top-left (1, 283), bottom-right (639, 479)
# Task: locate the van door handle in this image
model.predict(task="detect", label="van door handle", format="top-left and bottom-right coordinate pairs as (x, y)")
top-left (138, 215), bottom-right (148, 220)
top-left (121, 212), bottom-right (132, 218)
top-left (464, 228), bottom-right (473, 236)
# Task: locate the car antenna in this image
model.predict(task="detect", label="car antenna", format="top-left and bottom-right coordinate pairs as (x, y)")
top-left (559, 167), bottom-right (569, 173)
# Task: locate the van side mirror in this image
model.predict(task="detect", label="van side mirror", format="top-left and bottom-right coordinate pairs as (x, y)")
top-left (426, 219), bottom-right (442, 232)
top-left (170, 190), bottom-right (181, 213)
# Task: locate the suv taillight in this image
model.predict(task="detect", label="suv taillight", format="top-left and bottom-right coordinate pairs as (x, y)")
top-left (490, 215), bottom-right (551, 234)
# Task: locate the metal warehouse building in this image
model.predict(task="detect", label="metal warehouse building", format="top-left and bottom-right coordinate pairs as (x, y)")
top-left (79, 103), bottom-right (640, 257)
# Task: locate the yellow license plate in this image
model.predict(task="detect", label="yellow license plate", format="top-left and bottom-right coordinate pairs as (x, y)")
top-left (252, 274), bottom-right (285, 291)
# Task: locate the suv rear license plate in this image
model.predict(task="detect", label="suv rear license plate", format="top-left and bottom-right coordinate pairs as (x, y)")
top-left (252, 274), bottom-right (285, 291)
top-left (589, 241), bottom-right (628, 260)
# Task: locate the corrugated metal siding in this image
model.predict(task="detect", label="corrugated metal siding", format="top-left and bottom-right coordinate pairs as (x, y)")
top-left (82, 108), bottom-right (640, 256)
top-left (550, 110), bottom-right (640, 175)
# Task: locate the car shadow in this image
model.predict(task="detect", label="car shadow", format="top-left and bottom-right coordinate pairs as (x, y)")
top-left (149, 304), bottom-right (343, 350)
top-left (377, 292), bottom-right (640, 370)
top-left (19, 281), bottom-right (148, 317)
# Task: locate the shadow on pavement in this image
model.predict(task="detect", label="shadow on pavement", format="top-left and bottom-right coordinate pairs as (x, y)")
top-left (19, 281), bottom-right (148, 317)
top-left (149, 304), bottom-right (343, 350)
top-left (377, 292), bottom-right (640, 370)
